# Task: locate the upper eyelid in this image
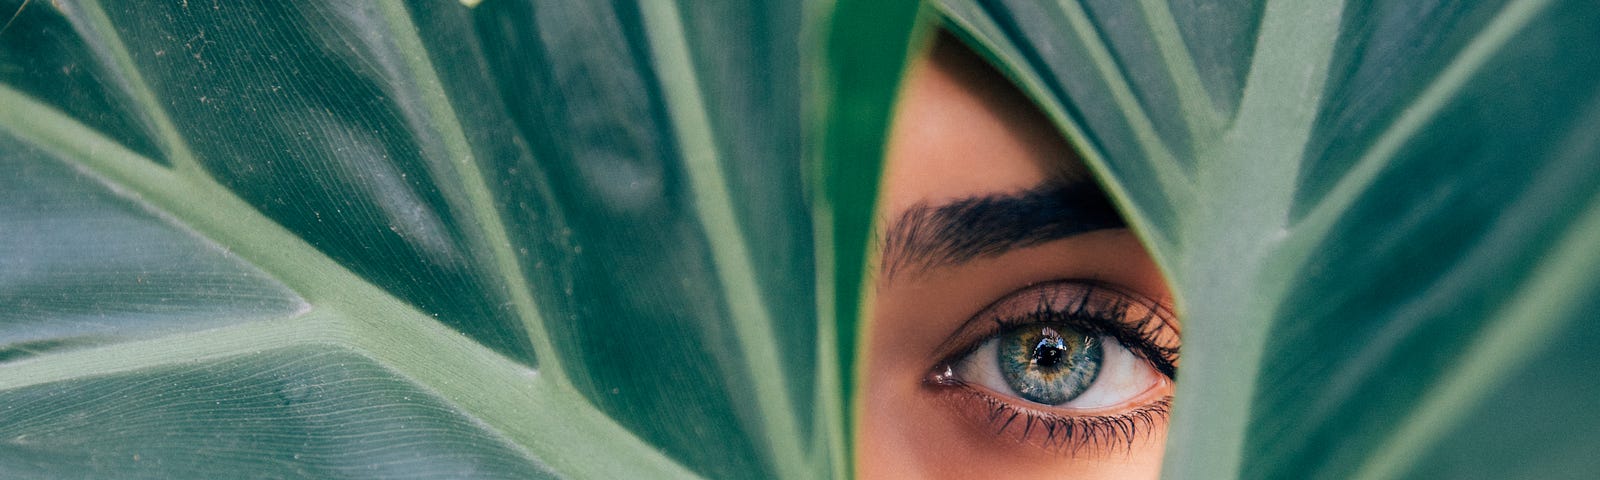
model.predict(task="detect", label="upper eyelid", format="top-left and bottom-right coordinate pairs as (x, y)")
top-left (930, 279), bottom-right (1094, 360)
top-left (929, 280), bottom-right (1181, 380)
top-left (930, 280), bottom-right (1170, 359)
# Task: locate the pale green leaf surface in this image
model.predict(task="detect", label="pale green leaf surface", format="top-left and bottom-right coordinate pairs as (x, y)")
top-left (939, 1), bottom-right (1600, 479)
top-left (0, 138), bottom-right (306, 359)
top-left (0, 346), bottom-right (555, 479)
top-left (0, 0), bottom-right (873, 477)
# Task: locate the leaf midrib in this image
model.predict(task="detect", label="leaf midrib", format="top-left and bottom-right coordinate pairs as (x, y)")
top-left (366, 1), bottom-right (568, 386)
top-left (638, 2), bottom-right (808, 477)
top-left (0, 80), bottom-right (699, 479)
top-left (0, 4), bottom-right (705, 472)
top-left (1162, 0), bottom-right (1347, 478)
top-left (57, 0), bottom-right (207, 177)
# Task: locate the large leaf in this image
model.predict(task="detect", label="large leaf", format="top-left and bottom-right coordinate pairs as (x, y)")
top-left (0, 0), bottom-right (914, 477)
top-left (939, 0), bottom-right (1600, 478)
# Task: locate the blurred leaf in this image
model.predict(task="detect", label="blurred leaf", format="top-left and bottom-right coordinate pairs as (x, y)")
top-left (809, 1), bottom-right (923, 477)
top-left (0, 0), bottom-right (912, 477)
top-left (938, 0), bottom-right (1600, 478)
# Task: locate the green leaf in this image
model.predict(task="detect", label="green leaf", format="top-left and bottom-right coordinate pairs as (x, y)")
top-left (0, 0), bottom-right (912, 477)
top-left (809, 1), bottom-right (924, 478)
top-left (938, 0), bottom-right (1600, 478)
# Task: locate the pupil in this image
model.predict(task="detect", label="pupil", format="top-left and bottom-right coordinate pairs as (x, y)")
top-left (1032, 333), bottom-right (1066, 369)
top-left (998, 324), bottom-right (1103, 406)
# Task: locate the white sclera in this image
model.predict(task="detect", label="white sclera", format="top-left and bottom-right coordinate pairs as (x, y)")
top-left (953, 334), bottom-right (1162, 410)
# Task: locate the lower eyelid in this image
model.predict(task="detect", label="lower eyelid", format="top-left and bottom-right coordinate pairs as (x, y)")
top-left (925, 378), bottom-right (1173, 455)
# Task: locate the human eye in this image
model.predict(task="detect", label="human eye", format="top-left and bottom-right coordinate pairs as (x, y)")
top-left (925, 280), bottom-right (1179, 452)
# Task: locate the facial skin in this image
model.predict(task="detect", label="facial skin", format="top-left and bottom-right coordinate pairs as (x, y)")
top-left (858, 34), bottom-right (1179, 479)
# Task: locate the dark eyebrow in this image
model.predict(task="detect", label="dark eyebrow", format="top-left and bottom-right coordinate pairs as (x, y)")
top-left (879, 181), bottom-right (1126, 279)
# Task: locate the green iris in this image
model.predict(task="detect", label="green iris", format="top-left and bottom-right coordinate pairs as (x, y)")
top-left (997, 325), bottom-right (1103, 405)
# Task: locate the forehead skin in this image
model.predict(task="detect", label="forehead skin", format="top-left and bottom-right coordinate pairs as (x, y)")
top-left (879, 35), bottom-right (1087, 217)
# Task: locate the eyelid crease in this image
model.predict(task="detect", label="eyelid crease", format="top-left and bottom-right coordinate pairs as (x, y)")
top-left (876, 181), bottom-right (1126, 281)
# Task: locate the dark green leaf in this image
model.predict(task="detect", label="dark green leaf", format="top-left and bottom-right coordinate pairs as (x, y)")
top-left (939, 1), bottom-right (1600, 479)
top-left (0, 0), bottom-right (910, 477)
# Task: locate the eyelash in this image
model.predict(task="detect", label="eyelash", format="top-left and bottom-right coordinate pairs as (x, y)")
top-left (924, 281), bottom-right (1179, 453)
top-left (952, 386), bottom-right (1172, 453)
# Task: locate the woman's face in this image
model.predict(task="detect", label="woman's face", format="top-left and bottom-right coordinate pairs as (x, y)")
top-left (858, 36), bottom-right (1180, 479)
